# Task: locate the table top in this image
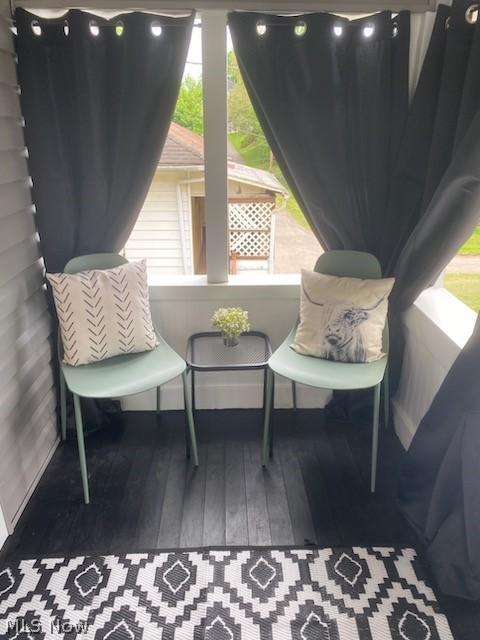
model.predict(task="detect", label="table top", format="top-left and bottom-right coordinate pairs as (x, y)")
top-left (186, 331), bottom-right (272, 371)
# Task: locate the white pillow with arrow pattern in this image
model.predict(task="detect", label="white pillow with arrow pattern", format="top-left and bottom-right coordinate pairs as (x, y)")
top-left (47, 260), bottom-right (158, 366)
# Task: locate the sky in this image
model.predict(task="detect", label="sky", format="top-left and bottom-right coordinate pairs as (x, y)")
top-left (184, 21), bottom-right (233, 79)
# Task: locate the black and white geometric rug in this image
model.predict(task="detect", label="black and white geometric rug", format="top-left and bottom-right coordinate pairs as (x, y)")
top-left (0, 547), bottom-right (453, 639)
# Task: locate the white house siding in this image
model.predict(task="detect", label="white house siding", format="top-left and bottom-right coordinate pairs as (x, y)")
top-left (180, 180), bottom-right (192, 271)
top-left (125, 170), bottom-right (194, 276)
top-left (0, 8), bottom-right (57, 541)
top-left (227, 180), bottom-right (266, 199)
top-left (125, 170), bottom-right (268, 278)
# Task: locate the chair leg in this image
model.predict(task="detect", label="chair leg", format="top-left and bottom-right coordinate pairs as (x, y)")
top-left (370, 383), bottom-right (381, 494)
top-left (60, 369), bottom-right (67, 441)
top-left (383, 363), bottom-right (390, 430)
top-left (291, 380), bottom-right (297, 411)
top-left (182, 370), bottom-right (199, 466)
top-left (262, 369), bottom-right (267, 410)
top-left (156, 386), bottom-right (161, 416)
top-left (73, 394), bottom-right (90, 504)
top-left (262, 368), bottom-right (274, 465)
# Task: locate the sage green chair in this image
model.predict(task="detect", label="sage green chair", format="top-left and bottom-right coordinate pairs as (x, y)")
top-left (58, 253), bottom-right (198, 505)
top-left (262, 250), bottom-right (389, 493)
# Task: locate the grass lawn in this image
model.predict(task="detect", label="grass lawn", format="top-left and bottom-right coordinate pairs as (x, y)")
top-left (459, 227), bottom-right (480, 255)
top-left (444, 273), bottom-right (480, 312)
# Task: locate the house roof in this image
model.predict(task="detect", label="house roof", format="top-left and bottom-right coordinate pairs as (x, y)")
top-left (160, 122), bottom-right (204, 166)
top-left (159, 122), bottom-right (288, 196)
top-left (226, 162), bottom-right (288, 195)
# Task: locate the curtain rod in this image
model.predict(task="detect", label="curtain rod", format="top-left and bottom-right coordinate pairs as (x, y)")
top-left (11, 0), bottom-right (438, 15)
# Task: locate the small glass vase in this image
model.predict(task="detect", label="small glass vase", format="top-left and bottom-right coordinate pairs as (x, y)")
top-left (223, 334), bottom-right (239, 347)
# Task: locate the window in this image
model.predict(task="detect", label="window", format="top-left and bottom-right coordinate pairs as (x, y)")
top-left (125, 11), bottom-right (321, 282)
top-left (444, 225), bottom-right (480, 312)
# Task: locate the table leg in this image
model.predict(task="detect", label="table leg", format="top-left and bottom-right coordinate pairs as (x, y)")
top-left (184, 369), bottom-right (191, 459)
top-left (269, 373), bottom-right (275, 458)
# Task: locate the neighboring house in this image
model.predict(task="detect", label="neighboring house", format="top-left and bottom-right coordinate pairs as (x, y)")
top-left (124, 123), bottom-right (287, 276)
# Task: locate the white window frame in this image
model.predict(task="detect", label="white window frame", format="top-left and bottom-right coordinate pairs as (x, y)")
top-left (202, 9), bottom-right (229, 283)
top-left (199, 9), bottom-right (312, 285)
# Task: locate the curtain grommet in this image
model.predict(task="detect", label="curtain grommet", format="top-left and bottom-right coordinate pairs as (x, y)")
top-left (89, 21), bottom-right (100, 37)
top-left (465, 4), bottom-right (478, 24)
top-left (115, 21), bottom-right (124, 36)
top-left (333, 24), bottom-right (343, 37)
top-left (363, 23), bottom-right (375, 38)
top-left (151, 21), bottom-right (162, 37)
top-left (256, 20), bottom-right (267, 37)
top-left (294, 20), bottom-right (307, 38)
top-left (31, 20), bottom-right (42, 37)
top-left (445, 16), bottom-right (451, 29)
top-left (63, 20), bottom-right (69, 36)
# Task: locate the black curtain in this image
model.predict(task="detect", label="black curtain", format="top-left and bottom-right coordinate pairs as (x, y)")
top-left (388, 1), bottom-right (480, 309)
top-left (229, 10), bottom-right (410, 260)
top-left (16, 8), bottom-right (194, 273)
top-left (399, 315), bottom-right (480, 600)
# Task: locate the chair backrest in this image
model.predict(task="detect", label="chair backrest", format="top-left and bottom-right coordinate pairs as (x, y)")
top-left (314, 250), bottom-right (381, 280)
top-left (313, 250), bottom-right (389, 353)
top-left (64, 253), bottom-right (128, 275)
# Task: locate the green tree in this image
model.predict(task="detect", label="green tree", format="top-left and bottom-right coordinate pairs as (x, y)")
top-left (173, 75), bottom-right (203, 134)
top-left (227, 51), bottom-right (272, 169)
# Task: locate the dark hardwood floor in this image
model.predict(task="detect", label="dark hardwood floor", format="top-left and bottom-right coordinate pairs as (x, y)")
top-left (1, 408), bottom-right (479, 639)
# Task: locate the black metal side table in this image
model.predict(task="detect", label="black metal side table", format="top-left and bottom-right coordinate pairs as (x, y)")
top-left (185, 331), bottom-right (272, 413)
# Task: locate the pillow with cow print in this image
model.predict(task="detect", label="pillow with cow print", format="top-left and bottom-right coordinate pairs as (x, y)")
top-left (292, 270), bottom-right (395, 363)
top-left (47, 260), bottom-right (158, 366)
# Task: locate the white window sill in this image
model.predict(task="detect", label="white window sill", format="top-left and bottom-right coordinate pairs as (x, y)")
top-left (394, 287), bottom-right (476, 449)
top-left (148, 273), bottom-right (301, 300)
top-left (406, 287), bottom-right (476, 369)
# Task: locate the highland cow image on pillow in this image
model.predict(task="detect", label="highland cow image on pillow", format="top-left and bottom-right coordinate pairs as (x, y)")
top-left (292, 270), bottom-right (394, 363)
top-left (302, 285), bottom-right (388, 363)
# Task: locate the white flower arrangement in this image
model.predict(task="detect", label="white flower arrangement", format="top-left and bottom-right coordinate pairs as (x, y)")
top-left (211, 307), bottom-right (250, 342)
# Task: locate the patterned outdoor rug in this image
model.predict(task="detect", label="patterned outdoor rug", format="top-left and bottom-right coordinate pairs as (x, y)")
top-left (0, 547), bottom-right (452, 639)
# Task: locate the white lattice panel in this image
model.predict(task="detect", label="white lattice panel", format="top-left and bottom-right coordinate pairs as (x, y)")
top-left (229, 201), bottom-right (274, 258)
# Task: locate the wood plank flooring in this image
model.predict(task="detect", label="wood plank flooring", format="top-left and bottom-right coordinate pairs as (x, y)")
top-left (1, 408), bottom-right (479, 639)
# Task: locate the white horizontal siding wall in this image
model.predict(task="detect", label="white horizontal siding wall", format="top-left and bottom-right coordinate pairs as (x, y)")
top-left (125, 170), bottom-right (274, 278)
top-left (180, 180), bottom-right (192, 270)
top-left (124, 170), bottom-right (193, 276)
top-left (0, 6), bottom-right (58, 541)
